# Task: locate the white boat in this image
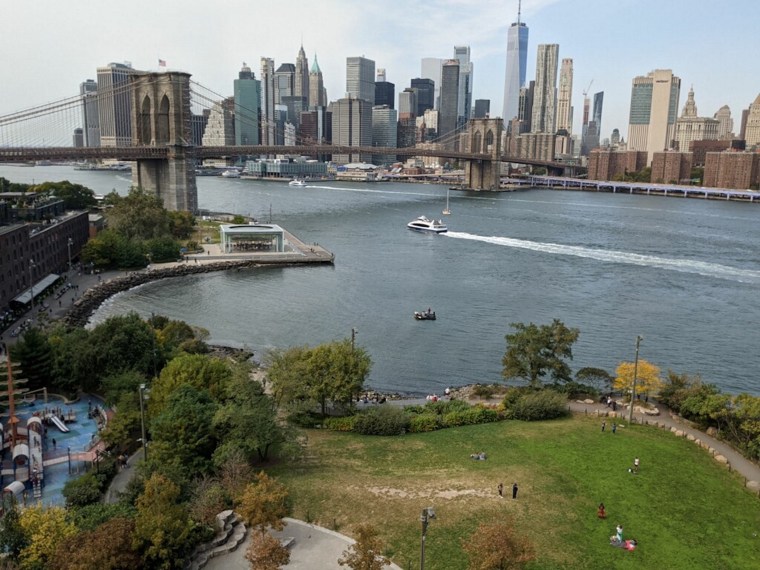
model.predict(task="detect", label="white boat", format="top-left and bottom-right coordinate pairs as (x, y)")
top-left (221, 169), bottom-right (241, 178)
top-left (407, 216), bottom-right (448, 233)
top-left (289, 178), bottom-right (307, 187)
top-left (442, 189), bottom-right (451, 215)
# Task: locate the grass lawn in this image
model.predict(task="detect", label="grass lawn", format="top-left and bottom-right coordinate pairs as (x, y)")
top-left (269, 415), bottom-right (760, 570)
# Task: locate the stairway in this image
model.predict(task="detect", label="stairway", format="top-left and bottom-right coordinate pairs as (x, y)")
top-left (186, 510), bottom-right (247, 570)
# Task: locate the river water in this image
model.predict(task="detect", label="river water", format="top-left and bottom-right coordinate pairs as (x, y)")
top-left (3, 165), bottom-right (759, 395)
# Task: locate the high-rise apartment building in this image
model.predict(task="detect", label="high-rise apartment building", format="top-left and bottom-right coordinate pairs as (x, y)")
top-left (421, 58), bottom-right (443, 109)
top-left (372, 105), bottom-right (398, 165)
top-left (593, 91), bottom-right (604, 133)
top-left (346, 57), bottom-right (375, 104)
top-left (713, 105), bottom-right (734, 140)
top-left (438, 60), bottom-right (460, 145)
top-left (332, 97), bottom-right (372, 164)
top-left (79, 79), bottom-right (100, 147)
top-left (673, 87), bottom-right (719, 152)
top-left (411, 78), bottom-right (435, 117)
top-left (96, 62), bottom-right (135, 147)
top-left (234, 63), bottom-right (260, 146)
top-left (556, 58), bottom-right (573, 134)
top-left (501, 2), bottom-right (529, 122)
top-left (309, 55), bottom-right (326, 109)
top-left (454, 46), bottom-right (473, 126)
top-left (518, 81), bottom-right (534, 132)
top-left (531, 44), bottom-right (559, 134)
top-left (627, 69), bottom-right (681, 164)
top-left (260, 57), bottom-right (276, 145)
top-left (744, 93), bottom-right (760, 148)
top-left (295, 45), bottom-right (310, 108)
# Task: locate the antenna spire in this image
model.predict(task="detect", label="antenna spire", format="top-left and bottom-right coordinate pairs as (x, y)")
top-left (517, 0), bottom-right (522, 24)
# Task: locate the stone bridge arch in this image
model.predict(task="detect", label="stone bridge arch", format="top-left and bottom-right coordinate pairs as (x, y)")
top-left (464, 118), bottom-right (504, 190)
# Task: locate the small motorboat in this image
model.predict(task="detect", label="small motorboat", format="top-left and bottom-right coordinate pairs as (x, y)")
top-left (407, 216), bottom-right (447, 233)
top-left (414, 309), bottom-right (437, 321)
top-left (289, 178), bottom-right (307, 187)
top-left (221, 169), bottom-right (241, 178)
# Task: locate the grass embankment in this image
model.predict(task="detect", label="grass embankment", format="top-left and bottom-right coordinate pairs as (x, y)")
top-left (270, 415), bottom-right (760, 570)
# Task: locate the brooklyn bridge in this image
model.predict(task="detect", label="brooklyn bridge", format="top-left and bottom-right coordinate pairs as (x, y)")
top-left (0, 71), bottom-right (576, 212)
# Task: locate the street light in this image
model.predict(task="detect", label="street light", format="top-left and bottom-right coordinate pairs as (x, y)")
top-left (628, 335), bottom-right (643, 425)
top-left (138, 383), bottom-right (149, 461)
top-left (420, 506), bottom-right (436, 570)
top-left (28, 259), bottom-right (36, 313)
top-left (67, 237), bottom-right (73, 271)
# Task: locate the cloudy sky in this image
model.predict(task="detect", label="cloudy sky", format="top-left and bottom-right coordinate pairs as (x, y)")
top-left (2, 0), bottom-right (759, 143)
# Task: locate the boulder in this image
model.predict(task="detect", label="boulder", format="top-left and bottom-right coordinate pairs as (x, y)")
top-left (714, 454), bottom-right (729, 465)
top-left (644, 407), bottom-right (660, 416)
top-left (583, 399), bottom-right (595, 405)
top-left (746, 481), bottom-right (760, 494)
top-left (706, 427), bottom-right (718, 437)
top-left (674, 430), bottom-right (685, 437)
top-left (686, 434), bottom-right (696, 442)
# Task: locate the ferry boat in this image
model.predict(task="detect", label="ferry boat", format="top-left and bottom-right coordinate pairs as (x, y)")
top-left (407, 216), bottom-right (448, 233)
top-left (288, 178), bottom-right (307, 187)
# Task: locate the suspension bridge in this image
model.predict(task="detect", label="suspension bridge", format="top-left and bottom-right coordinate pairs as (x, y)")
top-left (0, 71), bottom-right (575, 211)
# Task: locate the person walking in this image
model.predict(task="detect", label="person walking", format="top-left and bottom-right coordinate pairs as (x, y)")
top-left (497, 483), bottom-right (503, 498)
top-left (601, 420), bottom-right (606, 432)
top-left (611, 422), bottom-right (617, 434)
top-left (633, 457), bottom-right (640, 473)
top-left (512, 482), bottom-right (518, 499)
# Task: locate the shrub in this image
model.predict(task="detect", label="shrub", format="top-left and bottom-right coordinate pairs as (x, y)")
top-left (62, 473), bottom-right (103, 508)
top-left (442, 406), bottom-right (500, 428)
top-left (507, 390), bottom-right (569, 421)
top-left (353, 406), bottom-right (410, 436)
top-left (472, 384), bottom-right (497, 399)
top-left (408, 414), bottom-right (441, 433)
top-left (324, 416), bottom-right (357, 432)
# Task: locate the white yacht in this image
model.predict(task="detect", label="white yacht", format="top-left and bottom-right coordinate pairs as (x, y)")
top-left (407, 216), bottom-right (448, 233)
top-left (221, 169), bottom-right (241, 178)
top-left (288, 178), bottom-right (307, 187)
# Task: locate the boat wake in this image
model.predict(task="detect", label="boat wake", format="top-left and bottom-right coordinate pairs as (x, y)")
top-left (445, 231), bottom-right (760, 283)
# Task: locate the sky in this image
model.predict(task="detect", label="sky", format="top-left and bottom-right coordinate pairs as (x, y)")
top-left (2, 0), bottom-right (759, 144)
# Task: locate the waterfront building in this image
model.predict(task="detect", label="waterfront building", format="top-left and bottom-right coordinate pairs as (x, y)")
top-left (454, 46), bottom-right (473, 127)
top-left (295, 45), bottom-right (310, 108)
top-left (234, 63), bottom-right (260, 146)
top-left (332, 96), bottom-right (372, 164)
top-left (411, 78), bottom-right (435, 117)
top-left (531, 44), bottom-right (559, 134)
top-left (627, 69), bottom-right (681, 164)
top-left (420, 58), bottom-right (443, 109)
top-left (372, 105), bottom-right (398, 165)
top-left (704, 151), bottom-right (760, 189)
top-left (690, 139), bottom-right (744, 166)
top-left (438, 60), bottom-right (460, 147)
top-left (309, 54), bottom-right (327, 109)
top-left (96, 62), bottom-right (136, 147)
top-left (673, 88), bottom-right (718, 152)
top-left (260, 57), bottom-right (276, 145)
top-left (502, 1), bottom-right (529, 122)
top-left (79, 79), bottom-right (100, 147)
top-left (714, 105), bottom-right (734, 139)
top-left (375, 77), bottom-right (395, 109)
top-left (244, 157), bottom-right (328, 179)
top-left (587, 149), bottom-right (647, 180)
top-left (744, 93), bottom-right (760, 148)
top-left (202, 98), bottom-right (235, 146)
top-left (651, 151), bottom-right (693, 184)
top-left (473, 99), bottom-right (490, 118)
top-left (346, 56), bottom-right (375, 104)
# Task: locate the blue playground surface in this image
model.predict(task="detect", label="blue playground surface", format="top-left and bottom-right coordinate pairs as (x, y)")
top-left (1, 395), bottom-right (105, 506)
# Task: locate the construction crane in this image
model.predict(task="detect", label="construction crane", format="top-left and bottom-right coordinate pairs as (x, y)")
top-left (582, 79), bottom-right (594, 99)
top-left (582, 79), bottom-right (594, 126)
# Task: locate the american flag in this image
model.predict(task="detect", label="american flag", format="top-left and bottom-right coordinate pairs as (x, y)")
top-left (158, 59), bottom-right (166, 67)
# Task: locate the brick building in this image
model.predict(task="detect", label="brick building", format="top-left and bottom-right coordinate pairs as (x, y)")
top-left (651, 151), bottom-right (693, 184)
top-left (704, 152), bottom-right (760, 190)
top-left (690, 139), bottom-right (745, 166)
top-left (587, 150), bottom-right (648, 181)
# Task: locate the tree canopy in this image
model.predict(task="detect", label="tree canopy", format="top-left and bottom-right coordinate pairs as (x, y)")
top-left (463, 520), bottom-right (535, 570)
top-left (32, 180), bottom-right (97, 210)
top-left (338, 524), bottom-right (390, 570)
top-left (613, 359), bottom-right (663, 396)
top-left (502, 320), bottom-right (580, 387)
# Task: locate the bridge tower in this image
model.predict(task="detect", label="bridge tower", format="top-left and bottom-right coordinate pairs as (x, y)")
top-left (462, 118), bottom-right (504, 190)
top-left (130, 72), bottom-right (198, 212)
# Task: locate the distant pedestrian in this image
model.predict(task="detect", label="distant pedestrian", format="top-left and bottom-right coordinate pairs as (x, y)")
top-left (633, 457), bottom-right (640, 473)
top-left (612, 401), bottom-right (617, 412)
top-left (512, 482), bottom-right (518, 499)
top-left (597, 502), bottom-right (607, 519)
top-left (601, 421), bottom-right (606, 432)
top-left (52, 438), bottom-right (56, 450)
top-left (611, 422), bottom-right (617, 434)
top-left (498, 483), bottom-right (503, 498)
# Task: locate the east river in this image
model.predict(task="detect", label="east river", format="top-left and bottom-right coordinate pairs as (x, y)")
top-left (3, 165), bottom-right (760, 396)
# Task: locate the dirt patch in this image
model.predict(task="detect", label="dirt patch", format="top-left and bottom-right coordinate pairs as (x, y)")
top-left (360, 486), bottom-right (492, 500)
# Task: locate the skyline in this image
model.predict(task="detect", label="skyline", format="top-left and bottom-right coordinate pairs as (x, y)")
top-left (2, 0), bottom-right (759, 144)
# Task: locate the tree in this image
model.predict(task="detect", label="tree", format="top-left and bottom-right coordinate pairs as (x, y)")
top-left (0, 500), bottom-right (28, 559)
top-left (48, 325), bottom-right (95, 395)
top-left (575, 367), bottom-right (613, 392)
top-left (502, 320), bottom-right (580, 387)
top-left (238, 472), bottom-right (288, 533)
top-left (338, 524), bottom-right (390, 570)
top-left (54, 517), bottom-right (141, 570)
top-left (18, 505), bottom-right (77, 570)
top-left (216, 448), bottom-right (253, 506)
top-left (613, 359), bottom-right (663, 396)
top-left (462, 521), bottom-right (535, 570)
top-left (133, 473), bottom-right (193, 569)
top-left (188, 477), bottom-right (228, 526)
top-left (10, 327), bottom-right (53, 390)
top-left (32, 181), bottom-right (97, 210)
top-left (106, 187), bottom-right (171, 241)
top-left (245, 531), bottom-right (290, 570)
top-left (168, 210), bottom-right (195, 239)
top-left (101, 390), bottom-right (142, 450)
top-left (265, 346), bottom-right (313, 407)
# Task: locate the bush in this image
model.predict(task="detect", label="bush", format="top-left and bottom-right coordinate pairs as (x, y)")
top-left (353, 406), bottom-right (410, 436)
top-left (62, 473), bottom-right (103, 508)
top-left (549, 381), bottom-right (599, 400)
top-left (442, 406), bottom-right (500, 428)
top-left (472, 384), bottom-right (497, 399)
top-left (324, 416), bottom-right (357, 432)
top-left (507, 390), bottom-right (569, 421)
top-left (408, 414), bottom-right (441, 433)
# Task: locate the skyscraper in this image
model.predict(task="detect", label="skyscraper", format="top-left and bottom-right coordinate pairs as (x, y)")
top-left (96, 62), bottom-right (135, 147)
top-left (473, 99), bottom-right (490, 119)
top-left (741, 93), bottom-right (760, 147)
top-left (372, 105), bottom-right (398, 165)
top-left (502, 1), bottom-right (529, 122)
top-left (79, 79), bottom-right (99, 147)
top-left (673, 88), bottom-right (719, 152)
top-left (375, 70), bottom-right (395, 109)
top-left (260, 57), bottom-right (276, 145)
top-left (346, 56), bottom-right (375, 104)
top-left (233, 63), bottom-right (260, 146)
top-left (438, 59), bottom-right (460, 145)
top-left (332, 96), bottom-right (372, 164)
top-left (713, 105), bottom-right (733, 139)
top-left (295, 45), bottom-right (310, 108)
top-left (593, 91), bottom-right (604, 133)
top-left (309, 54), bottom-right (326, 109)
top-left (556, 58), bottom-right (573, 134)
top-left (420, 58), bottom-right (443, 109)
top-left (454, 46), bottom-right (473, 126)
top-left (627, 69), bottom-right (681, 163)
top-left (411, 78), bottom-right (435, 117)
top-left (274, 63), bottom-right (295, 104)
top-left (531, 44), bottom-right (559, 134)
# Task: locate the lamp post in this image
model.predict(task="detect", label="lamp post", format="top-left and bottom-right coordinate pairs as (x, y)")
top-left (628, 335), bottom-right (643, 425)
top-left (420, 506), bottom-right (435, 570)
top-left (351, 327), bottom-right (357, 352)
top-left (138, 383), bottom-right (149, 461)
top-left (67, 237), bottom-right (73, 271)
top-left (28, 259), bottom-right (36, 313)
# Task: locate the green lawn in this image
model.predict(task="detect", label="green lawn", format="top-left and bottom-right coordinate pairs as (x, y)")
top-left (269, 415), bottom-right (760, 570)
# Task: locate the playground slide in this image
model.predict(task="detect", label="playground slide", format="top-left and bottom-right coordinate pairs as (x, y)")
top-left (49, 415), bottom-right (69, 433)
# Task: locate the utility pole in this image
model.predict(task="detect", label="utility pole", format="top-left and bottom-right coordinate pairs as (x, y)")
top-left (628, 335), bottom-right (643, 425)
top-left (138, 383), bottom-right (148, 461)
top-left (351, 327), bottom-right (357, 352)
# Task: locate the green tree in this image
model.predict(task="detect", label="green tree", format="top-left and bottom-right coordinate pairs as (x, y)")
top-left (62, 473), bottom-right (102, 508)
top-left (502, 320), bottom-right (580, 387)
top-left (168, 210), bottom-right (195, 239)
top-left (462, 520), bottom-right (535, 570)
top-left (338, 524), bottom-right (390, 570)
top-left (106, 187), bottom-right (171, 241)
top-left (101, 390), bottom-right (142, 451)
top-left (0, 500), bottom-right (28, 559)
top-left (265, 346), bottom-right (313, 407)
top-left (133, 473), bottom-right (193, 569)
top-left (575, 367), bottom-right (613, 392)
top-left (48, 325), bottom-right (94, 395)
top-left (144, 236), bottom-right (181, 263)
top-left (32, 181), bottom-right (97, 210)
top-left (10, 327), bottom-right (53, 391)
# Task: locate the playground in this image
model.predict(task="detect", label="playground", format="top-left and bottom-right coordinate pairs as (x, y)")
top-left (0, 387), bottom-right (107, 507)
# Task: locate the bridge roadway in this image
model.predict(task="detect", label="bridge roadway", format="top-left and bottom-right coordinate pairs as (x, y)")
top-left (0, 144), bottom-right (571, 171)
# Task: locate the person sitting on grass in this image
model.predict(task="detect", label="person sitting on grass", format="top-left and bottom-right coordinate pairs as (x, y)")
top-left (597, 503), bottom-right (607, 519)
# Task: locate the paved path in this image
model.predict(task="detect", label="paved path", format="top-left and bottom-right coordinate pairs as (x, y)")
top-left (568, 399), bottom-right (760, 488)
top-left (103, 448), bottom-right (145, 503)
